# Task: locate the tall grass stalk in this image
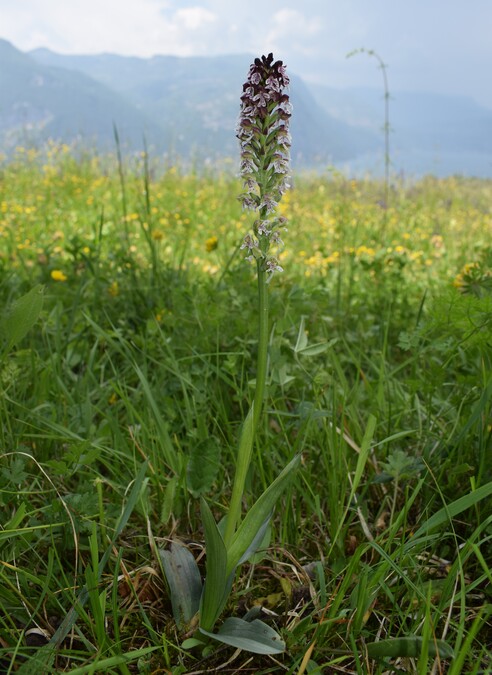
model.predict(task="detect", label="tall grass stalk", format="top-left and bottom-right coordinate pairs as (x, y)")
top-left (348, 48), bottom-right (391, 215)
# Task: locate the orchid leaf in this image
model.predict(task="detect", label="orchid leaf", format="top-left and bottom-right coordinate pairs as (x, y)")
top-left (236, 512), bottom-right (272, 567)
top-left (199, 617), bottom-right (285, 655)
top-left (227, 454), bottom-right (300, 575)
top-left (223, 404), bottom-right (256, 546)
top-left (199, 498), bottom-right (233, 632)
top-left (159, 542), bottom-right (202, 629)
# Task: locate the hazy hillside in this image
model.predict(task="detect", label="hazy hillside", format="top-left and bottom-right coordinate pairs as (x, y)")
top-left (2, 38), bottom-right (492, 175)
top-left (28, 46), bottom-right (379, 165)
top-left (313, 85), bottom-right (492, 176)
top-left (0, 39), bottom-right (163, 152)
top-left (0, 40), bottom-right (379, 165)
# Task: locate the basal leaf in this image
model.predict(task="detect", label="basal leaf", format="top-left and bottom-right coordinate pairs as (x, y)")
top-left (236, 513), bottom-right (272, 567)
top-left (159, 542), bottom-right (202, 629)
top-left (200, 617), bottom-right (285, 655)
top-left (199, 498), bottom-right (233, 632)
top-left (227, 454), bottom-right (300, 575)
top-left (296, 342), bottom-right (330, 357)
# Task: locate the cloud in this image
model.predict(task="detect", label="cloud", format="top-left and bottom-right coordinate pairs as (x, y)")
top-left (264, 9), bottom-right (323, 57)
top-left (1, 0), bottom-right (492, 107)
top-left (0, 0), bottom-right (219, 57)
top-left (174, 7), bottom-right (216, 31)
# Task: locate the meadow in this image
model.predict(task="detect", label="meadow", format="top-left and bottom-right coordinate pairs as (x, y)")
top-left (0, 143), bottom-right (491, 674)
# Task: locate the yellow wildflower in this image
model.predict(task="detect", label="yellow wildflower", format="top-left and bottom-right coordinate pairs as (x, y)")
top-left (205, 236), bottom-right (218, 252)
top-left (108, 281), bottom-right (119, 297)
top-left (51, 269), bottom-right (67, 282)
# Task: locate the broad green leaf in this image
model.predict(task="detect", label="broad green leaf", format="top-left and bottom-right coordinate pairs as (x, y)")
top-left (199, 498), bottom-right (233, 632)
top-left (187, 438), bottom-right (221, 497)
top-left (224, 404), bottom-right (256, 546)
top-left (367, 636), bottom-right (454, 659)
top-left (245, 520), bottom-right (272, 565)
top-left (159, 542), bottom-right (202, 629)
top-left (2, 284), bottom-right (44, 351)
top-left (236, 513), bottom-right (272, 566)
top-left (200, 617), bottom-right (285, 655)
top-left (227, 454), bottom-right (300, 575)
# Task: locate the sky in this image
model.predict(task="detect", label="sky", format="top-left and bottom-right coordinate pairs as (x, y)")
top-left (1, 0), bottom-right (492, 109)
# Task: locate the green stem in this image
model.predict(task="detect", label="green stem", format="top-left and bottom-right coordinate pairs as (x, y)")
top-left (253, 261), bottom-right (269, 431)
top-left (223, 258), bottom-right (270, 547)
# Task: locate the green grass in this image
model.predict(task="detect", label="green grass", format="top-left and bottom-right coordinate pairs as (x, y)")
top-left (0, 147), bottom-right (491, 673)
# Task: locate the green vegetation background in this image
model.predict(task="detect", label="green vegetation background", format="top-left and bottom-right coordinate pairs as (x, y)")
top-left (0, 146), bottom-right (491, 673)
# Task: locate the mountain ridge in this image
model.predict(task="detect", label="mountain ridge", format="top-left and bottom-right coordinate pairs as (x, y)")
top-left (1, 39), bottom-right (492, 175)
top-left (1, 39), bottom-right (378, 165)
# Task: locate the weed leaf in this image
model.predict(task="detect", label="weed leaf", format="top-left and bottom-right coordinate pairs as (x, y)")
top-left (187, 438), bottom-right (221, 497)
top-left (2, 284), bottom-right (44, 352)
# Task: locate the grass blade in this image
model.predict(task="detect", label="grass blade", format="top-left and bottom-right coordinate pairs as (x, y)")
top-left (408, 480), bottom-right (492, 546)
top-left (16, 462), bottom-right (149, 674)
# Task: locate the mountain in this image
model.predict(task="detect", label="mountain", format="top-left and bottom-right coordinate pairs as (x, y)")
top-left (0, 39), bottom-right (379, 165)
top-left (0, 39), bottom-right (163, 153)
top-left (2, 38), bottom-right (492, 175)
top-left (28, 46), bottom-right (379, 165)
top-left (312, 85), bottom-right (492, 176)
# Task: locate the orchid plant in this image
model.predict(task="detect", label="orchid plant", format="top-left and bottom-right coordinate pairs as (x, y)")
top-left (160, 53), bottom-right (299, 656)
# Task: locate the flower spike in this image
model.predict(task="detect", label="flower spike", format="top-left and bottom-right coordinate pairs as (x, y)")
top-left (237, 53), bottom-right (291, 275)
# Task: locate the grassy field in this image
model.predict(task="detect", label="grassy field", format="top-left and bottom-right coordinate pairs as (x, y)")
top-left (0, 145), bottom-right (491, 674)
